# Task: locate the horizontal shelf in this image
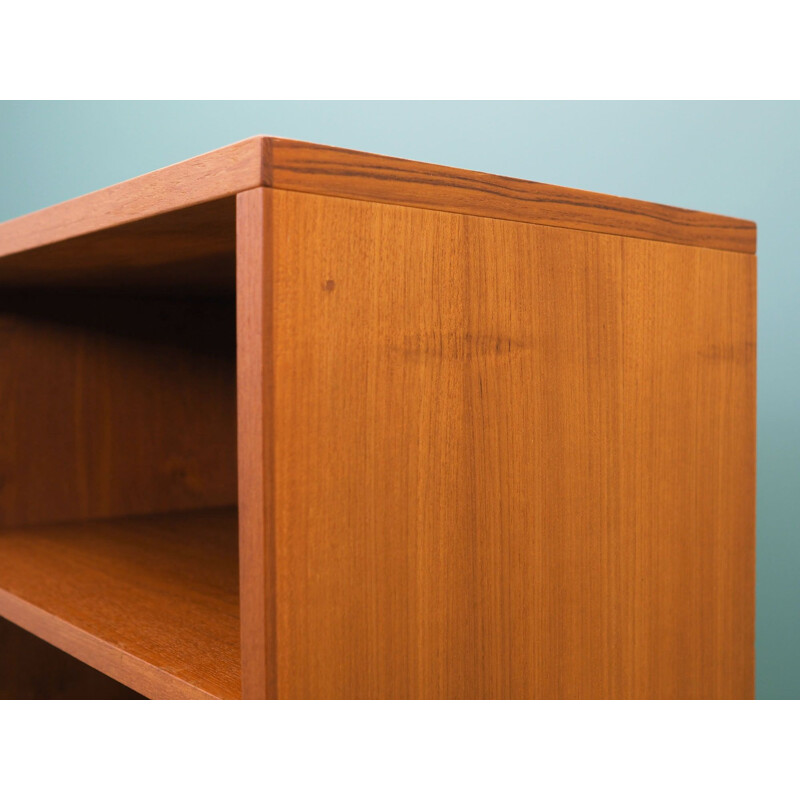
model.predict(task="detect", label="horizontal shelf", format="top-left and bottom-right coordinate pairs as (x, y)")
top-left (0, 507), bottom-right (240, 699)
top-left (0, 137), bottom-right (755, 268)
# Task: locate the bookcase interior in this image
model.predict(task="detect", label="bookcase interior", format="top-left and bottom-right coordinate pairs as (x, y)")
top-left (0, 198), bottom-right (241, 699)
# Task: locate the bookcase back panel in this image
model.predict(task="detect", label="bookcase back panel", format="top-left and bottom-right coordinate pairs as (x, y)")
top-left (264, 190), bottom-right (755, 699)
top-left (0, 292), bottom-right (237, 528)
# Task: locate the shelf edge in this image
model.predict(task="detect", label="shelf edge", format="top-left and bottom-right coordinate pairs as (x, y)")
top-left (267, 137), bottom-right (757, 255)
top-left (0, 135), bottom-right (756, 259)
top-left (0, 137), bottom-right (264, 260)
top-left (0, 589), bottom-right (229, 700)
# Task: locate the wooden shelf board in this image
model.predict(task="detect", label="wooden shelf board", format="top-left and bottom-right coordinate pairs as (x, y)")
top-left (0, 137), bottom-right (263, 260)
top-left (0, 137), bottom-right (755, 264)
top-left (0, 507), bottom-right (240, 700)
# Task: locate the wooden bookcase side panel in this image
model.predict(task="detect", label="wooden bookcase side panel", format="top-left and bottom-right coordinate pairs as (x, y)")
top-left (236, 188), bottom-right (278, 699)
top-left (258, 188), bottom-right (755, 700)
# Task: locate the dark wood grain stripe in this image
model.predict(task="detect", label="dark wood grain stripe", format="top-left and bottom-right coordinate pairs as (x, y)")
top-left (0, 136), bottom-right (756, 260)
top-left (268, 138), bottom-right (756, 253)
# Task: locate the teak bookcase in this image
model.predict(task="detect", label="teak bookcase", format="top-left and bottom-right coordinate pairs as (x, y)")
top-left (0, 138), bottom-right (756, 699)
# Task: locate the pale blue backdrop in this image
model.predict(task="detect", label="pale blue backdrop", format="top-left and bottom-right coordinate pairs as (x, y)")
top-left (0, 101), bottom-right (797, 698)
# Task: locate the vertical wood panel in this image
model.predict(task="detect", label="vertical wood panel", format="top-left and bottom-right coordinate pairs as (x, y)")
top-left (236, 188), bottom-right (277, 699)
top-left (619, 241), bottom-right (756, 698)
top-left (0, 294), bottom-right (237, 528)
top-left (265, 190), bottom-right (755, 699)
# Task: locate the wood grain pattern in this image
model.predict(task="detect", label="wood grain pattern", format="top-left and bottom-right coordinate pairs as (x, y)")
top-left (269, 139), bottom-right (756, 254)
top-left (0, 197), bottom-right (236, 295)
top-left (0, 508), bottom-right (240, 699)
top-left (0, 138), bottom-right (756, 700)
top-left (0, 292), bottom-right (237, 528)
top-left (236, 188), bottom-right (277, 699)
top-left (257, 189), bottom-right (755, 699)
top-left (0, 138), bottom-right (262, 259)
top-left (0, 137), bottom-right (754, 263)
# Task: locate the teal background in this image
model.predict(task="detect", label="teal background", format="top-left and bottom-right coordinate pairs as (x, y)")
top-left (0, 101), bottom-right (797, 698)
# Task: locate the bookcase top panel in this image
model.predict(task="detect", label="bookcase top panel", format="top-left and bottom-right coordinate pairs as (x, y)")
top-left (0, 136), bottom-right (755, 258)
